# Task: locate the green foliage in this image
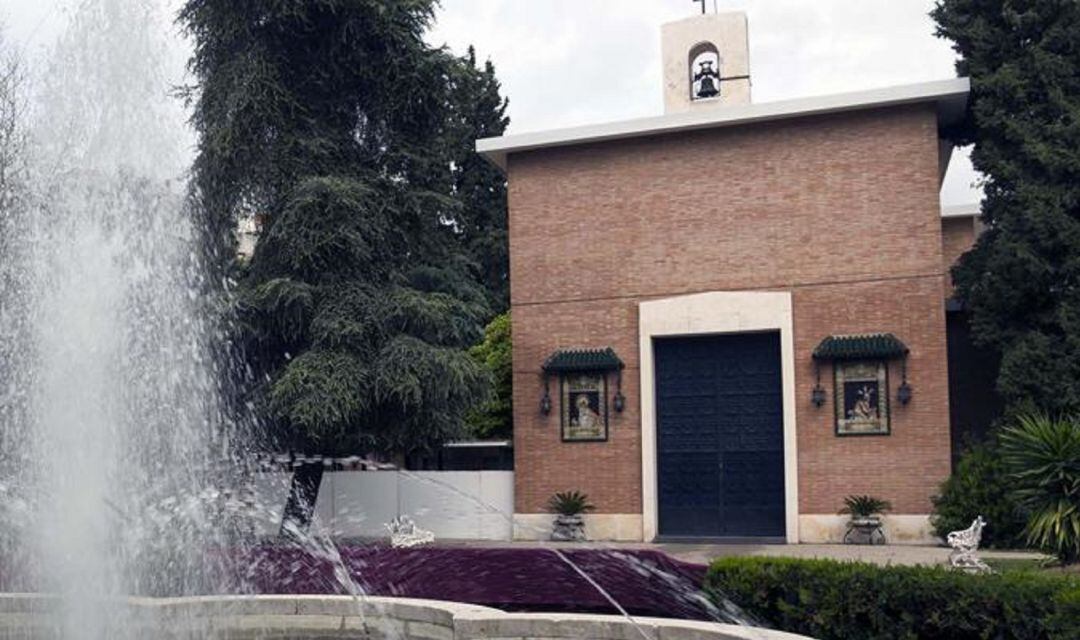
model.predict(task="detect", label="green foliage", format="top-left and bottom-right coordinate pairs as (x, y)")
top-left (839, 495), bottom-right (892, 518)
top-left (1000, 413), bottom-right (1080, 565)
top-left (269, 350), bottom-right (371, 446)
top-left (182, 0), bottom-right (508, 457)
top-left (547, 491), bottom-right (595, 517)
top-left (932, 1), bottom-right (1080, 414)
top-left (705, 557), bottom-right (1080, 640)
top-left (1048, 588), bottom-right (1080, 640)
top-left (933, 440), bottom-right (1029, 548)
top-left (465, 312), bottom-right (512, 439)
top-left (444, 46), bottom-right (510, 313)
top-left (251, 177), bottom-right (392, 283)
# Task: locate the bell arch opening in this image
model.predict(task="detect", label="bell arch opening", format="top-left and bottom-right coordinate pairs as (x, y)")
top-left (688, 42), bottom-right (721, 101)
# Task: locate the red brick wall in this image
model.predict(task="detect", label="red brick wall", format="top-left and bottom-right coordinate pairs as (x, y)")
top-left (794, 278), bottom-right (950, 514)
top-left (508, 104), bottom-right (952, 516)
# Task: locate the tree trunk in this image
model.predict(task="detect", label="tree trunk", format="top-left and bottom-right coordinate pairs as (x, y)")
top-left (279, 462), bottom-right (324, 538)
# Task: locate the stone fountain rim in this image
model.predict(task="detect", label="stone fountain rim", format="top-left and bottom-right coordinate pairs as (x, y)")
top-left (0, 593), bottom-right (812, 639)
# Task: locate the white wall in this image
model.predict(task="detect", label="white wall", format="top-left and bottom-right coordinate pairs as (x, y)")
top-left (250, 471), bottom-right (515, 541)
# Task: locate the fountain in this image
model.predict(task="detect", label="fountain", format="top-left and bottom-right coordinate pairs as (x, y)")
top-left (0, 0), bottom-right (238, 633)
top-left (0, 1), bottom-right (809, 639)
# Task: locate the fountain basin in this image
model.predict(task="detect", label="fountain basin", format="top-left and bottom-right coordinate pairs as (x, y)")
top-left (0, 594), bottom-right (811, 639)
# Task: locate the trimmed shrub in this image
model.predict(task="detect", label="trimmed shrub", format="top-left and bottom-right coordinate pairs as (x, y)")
top-left (932, 441), bottom-right (1028, 548)
top-left (1047, 588), bottom-right (1080, 640)
top-left (705, 557), bottom-right (1080, 640)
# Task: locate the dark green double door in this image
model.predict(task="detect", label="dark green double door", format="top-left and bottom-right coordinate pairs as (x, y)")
top-left (655, 332), bottom-right (785, 540)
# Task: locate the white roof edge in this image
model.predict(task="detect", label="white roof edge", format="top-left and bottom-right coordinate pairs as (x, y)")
top-left (478, 77), bottom-right (970, 170)
top-left (942, 203), bottom-right (980, 218)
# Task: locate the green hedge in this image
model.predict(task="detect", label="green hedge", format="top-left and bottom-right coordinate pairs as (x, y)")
top-left (705, 557), bottom-right (1080, 640)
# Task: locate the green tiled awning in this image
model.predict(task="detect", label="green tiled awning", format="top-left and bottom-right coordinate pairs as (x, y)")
top-left (543, 348), bottom-right (624, 373)
top-left (812, 334), bottom-right (909, 361)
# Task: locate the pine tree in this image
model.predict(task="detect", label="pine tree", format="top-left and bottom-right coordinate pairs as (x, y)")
top-left (445, 47), bottom-right (511, 313)
top-left (933, 0), bottom-right (1080, 413)
top-left (180, 0), bottom-right (507, 530)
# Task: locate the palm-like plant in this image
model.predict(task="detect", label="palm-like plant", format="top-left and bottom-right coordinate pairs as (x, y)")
top-left (1000, 413), bottom-right (1080, 565)
top-left (839, 495), bottom-right (892, 519)
top-left (547, 491), bottom-right (596, 517)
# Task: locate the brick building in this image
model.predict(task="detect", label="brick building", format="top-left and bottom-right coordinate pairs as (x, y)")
top-left (477, 12), bottom-right (979, 544)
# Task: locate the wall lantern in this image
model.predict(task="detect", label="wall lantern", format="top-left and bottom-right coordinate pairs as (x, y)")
top-left (897, 381), bottom-right (913, 406)
top-left (540, 383), bottom-right (553, 415)
top-left (812, 333), bottom-right (911, 437)
top-left (811, 360), bottom-right (828, 407)
top-left (541, 348), bottom-right (625, 443)
top-left (897, 359), bottom-right (913, 405)
top-left (811, 385), bottom-right (828, 408)
top-left (613, 384), bottom-right (627, 413)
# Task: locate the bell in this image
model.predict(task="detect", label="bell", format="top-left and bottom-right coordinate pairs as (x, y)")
top-left (697, 77), bottom-right (719, 99)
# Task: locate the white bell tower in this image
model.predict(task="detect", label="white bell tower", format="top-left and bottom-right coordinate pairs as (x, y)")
top-left (661, 11), bottom-right (751, 114)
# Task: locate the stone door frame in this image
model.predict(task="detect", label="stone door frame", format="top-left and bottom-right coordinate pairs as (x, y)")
top-left (639, 291), bottom-right (799, 543)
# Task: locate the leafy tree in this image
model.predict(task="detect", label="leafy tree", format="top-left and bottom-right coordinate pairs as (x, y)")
top-left (180, 0), bottom-right (507, 531)
top-left (465, 312), bottom-right (512, 439)
top-left (933, 1), bottom-right (1080, 413)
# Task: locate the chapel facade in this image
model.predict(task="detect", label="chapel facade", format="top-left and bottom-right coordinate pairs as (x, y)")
top-left (478, 11), bottom-right (980, 543)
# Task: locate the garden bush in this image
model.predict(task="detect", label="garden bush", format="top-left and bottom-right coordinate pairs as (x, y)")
top-left (705, 557), bottom-right (1080, 640)
top-left (932, 440), bottom-right (1028, 548)
top-left (1047, 588), bottom-right (1080, 640)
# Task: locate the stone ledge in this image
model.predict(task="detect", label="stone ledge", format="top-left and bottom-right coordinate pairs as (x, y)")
top-left (0, 594), bottom-right (812, 639)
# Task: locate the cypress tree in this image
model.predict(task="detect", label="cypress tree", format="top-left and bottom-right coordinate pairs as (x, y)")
top-left (180, 0), bottom-right (507, 530)
top-left (444, 47), bottom-right (510, 313)
top-left (933, 0), bottom-right (1080, 413)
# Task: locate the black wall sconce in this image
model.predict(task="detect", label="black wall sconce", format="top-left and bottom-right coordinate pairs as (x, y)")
top-left (540, 378), bottom-right (553, 415)
top-left (613, 367), bottom-right (626, 413)
top-left (811, 361), bottom-right (827, 407)
top-left (897, 358), bottom-right (913, 405)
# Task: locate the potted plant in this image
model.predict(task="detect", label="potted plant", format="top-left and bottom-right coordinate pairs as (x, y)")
top-left (840, 495), bottom-right (892, 545)
top-left (548, 491), bottom-right (595, 541)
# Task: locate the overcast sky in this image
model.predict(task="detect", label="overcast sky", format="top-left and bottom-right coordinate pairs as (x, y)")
top-left (2, 0), bottom-right (980, 205)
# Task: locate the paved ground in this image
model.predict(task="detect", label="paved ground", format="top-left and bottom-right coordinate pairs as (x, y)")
top-left (448, 540), bottom-right (1046, 567)
top-left (655, 542), bottom-right (1045, 567)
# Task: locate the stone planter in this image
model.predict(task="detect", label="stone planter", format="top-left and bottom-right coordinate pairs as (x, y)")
top-left (843, 515), bottom-right (886, 545)
top-left (551, 514), bottom-right (587, 541)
